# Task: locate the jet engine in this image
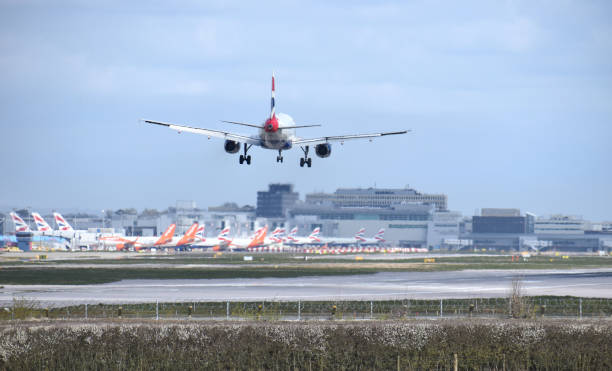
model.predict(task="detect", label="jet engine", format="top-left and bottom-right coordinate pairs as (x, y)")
top-left (224, 140), bottom-right (241, 154)
top-left (315, 143), bottom-right (332, 158)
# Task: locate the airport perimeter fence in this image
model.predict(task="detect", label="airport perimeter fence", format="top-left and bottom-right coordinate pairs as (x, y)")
top-left (1, 297), bottom-right (611, 321)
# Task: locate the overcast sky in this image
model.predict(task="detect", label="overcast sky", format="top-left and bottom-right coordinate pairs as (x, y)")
top-left (1, 0), bottom-right (610, 220)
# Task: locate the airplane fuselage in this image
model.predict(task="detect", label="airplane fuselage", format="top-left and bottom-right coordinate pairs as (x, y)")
top-left (258, 113), bottom-right (296, 150)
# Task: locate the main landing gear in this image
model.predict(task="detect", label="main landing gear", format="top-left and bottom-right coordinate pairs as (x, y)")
top-left (239, 143), bottom-right (252, 165)
top-left (276, 149), bottom-right (284, 163)
top-left (300, 146), bottom-right (312, 168)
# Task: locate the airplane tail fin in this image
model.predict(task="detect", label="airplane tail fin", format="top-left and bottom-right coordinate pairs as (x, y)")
top-left (195, 225), bottom-right (205, 242)
top-left (32, 212), bottom-right (53, 232)
top-left (10, 212), bottom-right (31, 232)
top-left (270, 73), bottom-right (276, 119)
top-left (308, 227), bottom-right (321, 242)
top-left (374, 228), bottom-right (386, 242)
top-left (355, 228), bottom-right (366, 242)
top-left (253, 225), bottom-right (268, 246)
top-left (218, 227), bottom-right (231, 243)
top-left (53, 212), bottom-right (74, 232)
top-left (176, 223), bottom-right (199, 246)
top-left (289, 227), bottom-right (298, 237)
top-left (154, 224), bottom-right (176, 246)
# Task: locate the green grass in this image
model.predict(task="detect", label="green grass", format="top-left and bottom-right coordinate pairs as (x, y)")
top-left (2, 296), bottom-right (610, 321)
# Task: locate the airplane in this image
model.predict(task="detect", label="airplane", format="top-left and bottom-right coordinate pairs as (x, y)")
top-left (268, 227), bottom-right (286, 244)
top-left (191, 227), bottom-right (231, 250)
top-left (100, 223), bottom-right (177, 251)
top-left (355, 228), bottom-right (386, 245)
top-left (32, 212), bottom-right (54, 233)
top-left (226, 226), bottom-right (268, 251)
top-left (9, 212), bottom-right (32, 233)
top-left (53, 212), bottom-right (76, 232)
top-left (143, 74), bottom-right (409, 167)
top-left (284, 227), bottom-right (321, 246)
top-left (314, 228), bottom-right (384, 247)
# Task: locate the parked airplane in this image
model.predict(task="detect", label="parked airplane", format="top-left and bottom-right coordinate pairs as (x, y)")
top-left (355, 228), bottom-right (386, 245)
top-left (9, 212), bottom-right (32, 233)
top-left (143, 74), bottom-right (409, 167)
top-left (226, 226), bottom-right (268, 251)
top-left (32, 212), bottom-right (53, 233)
top-left (191, 227), bottom-right (231, 250)
top-left (101, 224), bottom-right (177, 251)
top-left (268, 227), bottom-right (286, 244)
top-left (312, 228), bottom-right (385, 247)
top-left (284, 227), bottom-right (321, 246)
top-left (53, 212), bottom-right (75, 232)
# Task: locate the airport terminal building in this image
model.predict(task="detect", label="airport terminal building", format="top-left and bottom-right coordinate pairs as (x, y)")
top-left (3, 185), bottom-right (611, 253)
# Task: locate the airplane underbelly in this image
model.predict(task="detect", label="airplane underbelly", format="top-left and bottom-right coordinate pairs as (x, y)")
top-left (261, 132), bottom-right (291, 150)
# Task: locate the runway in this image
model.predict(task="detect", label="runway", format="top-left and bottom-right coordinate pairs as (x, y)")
top-left (1, 268), bottom-right (610, 305)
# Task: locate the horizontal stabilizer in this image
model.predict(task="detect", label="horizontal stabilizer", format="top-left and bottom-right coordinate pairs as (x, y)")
top-left (221, 120), bottom-right (264, 129)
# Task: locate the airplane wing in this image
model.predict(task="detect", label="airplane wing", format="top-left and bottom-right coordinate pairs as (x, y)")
top-left (143, 119), bottom-right (261, 145)
top-left (292, 130), bottom-right (409, 146)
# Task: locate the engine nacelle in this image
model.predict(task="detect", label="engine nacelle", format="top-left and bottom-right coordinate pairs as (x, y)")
top-left (224, 140), bottom-right (241, 154)
top-left (315, 143), bottom-right (332, 158)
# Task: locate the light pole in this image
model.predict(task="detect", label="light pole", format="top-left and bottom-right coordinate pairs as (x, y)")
top-left (101, 210), bottom-right (105, 229)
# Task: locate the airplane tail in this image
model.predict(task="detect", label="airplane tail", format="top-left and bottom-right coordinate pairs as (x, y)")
top-left (176, 223), bottom-right (199, 246)
top-left (53, 212), bottom-right (74, 232)
top-left (32, 212), bottom-right (53, 232)
top-left (270, 73), bottom-right (276, 119)
top-left (287, 227), bottom-right (298, 242)
top-left (218, 227), bottom-right (231, 243)
top-left (271, 227), bottom-right (285, 243)
top-left (309, 227), bottom-right (321, 242)
top-left (251, 225), bottom-right (268, 247)
top-left (374, 228), bottom-right (386, 242)
top-left (10, 212), bottom-right (30, 232)
top-left (154, 224), bottom-right (176, 246)
top-left (195, 225), bottom-right (205, 242)
top-left (355, 228), bottom-right (367, 242)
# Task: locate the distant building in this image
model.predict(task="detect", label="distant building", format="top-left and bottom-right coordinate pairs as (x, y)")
top-left (535, 215), bottom-right (588, 235)
top-left (256, 184), bottom-right (299, 218)
top-left (305, 187), bottom-right (447, 211)
top-left (472, 208), bottom-right (534, 234)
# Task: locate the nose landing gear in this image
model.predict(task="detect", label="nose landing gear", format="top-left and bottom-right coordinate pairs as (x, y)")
top-left (299, 146), bottom-right (312, 167)
top-left (276, 149), bottom-right (284, 163)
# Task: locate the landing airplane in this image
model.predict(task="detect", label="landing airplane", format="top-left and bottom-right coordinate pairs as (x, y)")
top-left (143, 74), bottom-right (409, 167)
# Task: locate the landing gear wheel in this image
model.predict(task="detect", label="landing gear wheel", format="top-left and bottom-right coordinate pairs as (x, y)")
top-left (240, 143), bottom-right (253, 165)
top-left (300, 145), bottom-right (311, 168)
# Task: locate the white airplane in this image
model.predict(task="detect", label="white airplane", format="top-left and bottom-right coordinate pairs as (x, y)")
top-left (143, 74), bottom-right (409, 167)
top-left (100, 223), bottom-right (177, 251)
top-left (284, 227), bottom-right (322, 246)
top-left (9, 212), bottom-right (34, 233)
top-left (191, 226), bottom-right (232, 250)
top-left (355, 228), bottom-right (386, 245)
top-left (31, 212), bottom-right (54, 233)
top-left (316, 228), bottom-right (385, 247)
top-left (226, 226), bottom-right (268, 251)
